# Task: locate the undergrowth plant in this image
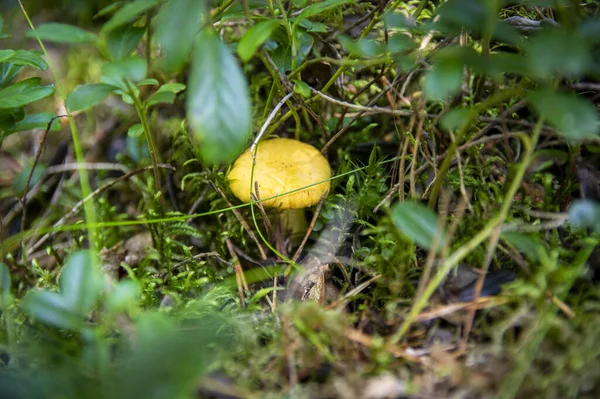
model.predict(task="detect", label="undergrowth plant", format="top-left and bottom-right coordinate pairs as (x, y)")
top-left (0, 0), bottom-right (600, 398)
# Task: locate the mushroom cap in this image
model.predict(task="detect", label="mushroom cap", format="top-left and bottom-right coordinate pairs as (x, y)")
top-left (227, 138), bottom-right (331, 209)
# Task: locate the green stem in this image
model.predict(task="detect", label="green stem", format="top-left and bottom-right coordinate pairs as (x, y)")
top-left (126, 81), bottom-right (162, 198)
top-left (17, 1), bottom-right (98, 255)
top-left (392, 117), bottom-right (544, 343)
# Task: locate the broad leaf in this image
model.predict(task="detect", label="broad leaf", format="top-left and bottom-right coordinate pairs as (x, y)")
top-left (146, 83), bottom-right (185, 107)
top-left (106, 24), bottom-right (146, 59)
top-left (23, 291), bottom-right (83, 330)
top-left (0, 49), bottom-right (15, 63)
top-left (0, 78), bottom-right (54, 109)
top-left (528, 90), bottom-right (599, 141)
top-left (391, 200), bottom-right (445, 251)
top-left (66, 83), bottom-right (115, 112)
top-left (13, 112), bottom-right (61, 132)
top-left (5, 50), bottom-right (48, 70)
top-left (59, 250), bottom-right (104, 316)
top-left (186, 28), bottom-right (252, 165)
top-left (526, 27), bottom-right (592, 80)
top-left (423, 56), bottom-right (463, 101)
top-left (128, 123), bottom-right (144, 138)
top-left (27, 23), bottom-right (97, 44)
top-left (102, 0), bottom-right (162, 32)
top-left (102, 56), bottom-right (147, 87)
top-left (156, 0), bottom-right (205, 71)
top-left (238, 19), bottom-right (281, 62)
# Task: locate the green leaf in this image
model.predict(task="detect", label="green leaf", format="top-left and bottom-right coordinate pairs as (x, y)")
top-left (338, 35), bottom-right (384, 58)
top-left (391, 200), bottom-right (445, 251)
top-left (0, 108), bottom-right (25, 136)
top-left (23, 291), bottom-right (83, 330)
top-left (525, 27), bottom-right (592, 80)
top-left (0, 78), bottom-right (54, 109)
top-left (59, 250), bottom-right (104, 316)
top-left (95, 1), bottom-right (127, 18)
top-left (156, 0), bottom-right (205, 71)
top-left (102, 0), bottom-right (162, 32)
top-left (501, 232), bottom-right (547, 262)
top-left (106, 280), bottom-right (140, 313)
top-left (0, 262), bottom-right (12, 308)
top-left (66, 83), bottom-right (115, 112)
top-left (528, 90), bottom-right (599, 141)
top-left (106, 24), bottom-right (146, 59)
top-left (423, 55), bottom-right (463, 101)
top-left (440, 107), bottom-right (472, 131)
top-left (6, 50), bottom-right (48, 70)
top-left (146, 83), bottom-right (185, 107)
top-left (186, 28), bottom-right (252, 165)
top-left (296, 0), bottom-right (354, 22)
top-left (0, 49), bottom-right (15, 63)
top-left (128, 123), bottom-right (144, 138)
top-left (238, 19), bottom-right (281, 62)
top-left (293, 79), bottom-right (311, 98)
top-left (27, 23), bottom-right (97, 44)
top-left (102, 56), bottom-right (147, 86)
top-left (138, 78), bottom-right (159, 86)
top-left (13, 112), bottom-right (61, 132)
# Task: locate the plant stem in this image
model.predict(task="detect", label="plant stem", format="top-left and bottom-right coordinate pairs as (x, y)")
top-left (17, 1), bottom-right (99, 255)
top-left (126, 81), bottom-right (162, 199)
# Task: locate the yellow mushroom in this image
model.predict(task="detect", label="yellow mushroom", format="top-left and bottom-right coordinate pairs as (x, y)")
top-left (228, 138), bottom-right (331, 238)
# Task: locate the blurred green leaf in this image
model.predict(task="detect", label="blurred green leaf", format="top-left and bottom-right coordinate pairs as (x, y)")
top-left (0, 49), bottom-right (15, 63)
top-left (528, 90), bottom-right (599, 141)
top-left (502, 232), bottom-right (548, 262)
top-left (0, 262), bottom-right (11, 308)
top-left (27, 23), bottom-right (97, 44)
top-left (296, 0), bottom-right (353, 22)
top-left (106, 25), bottom-right (145, 59)
top-left (423, 56), bottom-right (462, 101)
top-left (391, 200), bottom-right (445, 251)
top-left (526, 27), bottom-right (592, 80)
top-left (156, 0), bottom-right (205, 71)
top-left (102, 56), bottom-right (147, 86)
top-left (127, 123), bottom-right (144, 138)
top-left (23, 291), bottom-right (83, 330)
top-left (11, 162), bottom-right (46, 194)
top-left (146, 83), bottom-right (185, 107)
top-left (13, 112), bottom-right (61, 132)
top-left (106, 280), bottom-right (140, 313)
top-left (238, 19), bottom-right (281, 62)
top-left (59, 250), bottom-right (104, 316)
top-left (0, 78), bottom-right (54, 109)
top-left (102, 0), bottom-right (162, 32)
top-left (5, 50), bottom-right (48, 70)
top-left (66, 83), bottom-right (115, 112)
top-left (436, 0), bottom-right (492, 33)
top-left (186, 28), bottom-right (252, 164)
top-left (440, 107), bottom-right (472, 131)
top-left (338, 35), bottom-right (384, 58)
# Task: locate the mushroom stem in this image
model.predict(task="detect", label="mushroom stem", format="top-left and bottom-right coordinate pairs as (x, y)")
top-left (280, 208), bottom-right (308, 242)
